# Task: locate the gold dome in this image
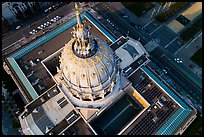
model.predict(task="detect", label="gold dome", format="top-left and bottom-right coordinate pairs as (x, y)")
top-left (60, 38), bottom-right (119, 101)
top-left (59, 3), bottom-right (120, 102)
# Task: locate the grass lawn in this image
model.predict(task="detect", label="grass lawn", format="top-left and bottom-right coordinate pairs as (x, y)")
top-left (122, 2), bottom-right (155, 17)
top-left (191, 48), bottom-right (202, 67)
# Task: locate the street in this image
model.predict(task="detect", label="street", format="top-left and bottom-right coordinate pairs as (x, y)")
top-left (150, 47), bottom-right (202, 109)
top-left (2, 3), bottom-right (75, 50)
top-left (93, 2), bottom-right (151, 45)
top-left (175, 32), bottom-right (202, 80)
top-left (149, 24), bottom-right (178, 48)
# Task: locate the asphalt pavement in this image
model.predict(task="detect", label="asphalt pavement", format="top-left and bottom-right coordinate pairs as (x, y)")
top-left (93, 2), bottom-right (151, 45)
top-left (175, 32), bottom-right (202, 80)
top-left (150, 24), bottom-right (178, 47)
top-left (142, 2), bottom-right (195, 52)
top-left (165, 37), bottom-right (182, 54)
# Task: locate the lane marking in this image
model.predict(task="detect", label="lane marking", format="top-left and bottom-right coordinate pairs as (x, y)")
top-left (175, 32), bottom-right (202, 54)
top-left (165, 36), bottom-right (178, 48)
top-left (149, 24), bottom-right (163, 35)
top-left (185, 32), bottom-right (202, 49)
top-left (143, 19), bottom-right (155, 28)
top-left (2, 4), bottom-right (74, 43)
top-left (2, 37), bottom-right (25, 51)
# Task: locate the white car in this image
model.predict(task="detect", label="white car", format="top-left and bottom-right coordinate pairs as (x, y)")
top-left (32, 29), bottom-right (37, 33)
top-left (123, 15), bottom-right (128, 18)
top-left (16, 25), bottom-right (21, 30)
top-left (30, 31), bottom-right (35, 35)
top-left (175, 58), bottom-right (182, 64)
top-left (56, 16), bottom-right (61, 19)
top-left (162, 69), bottom-right (167, 74)
top-left (44, 23), bottom-right (49, 27)
top-left (38, 26), bottom-right (43, 29)
top-left (51, 18), bottom-right (56, 22)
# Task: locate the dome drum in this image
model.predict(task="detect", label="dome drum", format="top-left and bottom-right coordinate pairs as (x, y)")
top-left (62, 65), bottom-right (118, 90)
top-left (63, 71), bottom-right (119, 102)
top-left (69, 82), bottom-right (117, 102)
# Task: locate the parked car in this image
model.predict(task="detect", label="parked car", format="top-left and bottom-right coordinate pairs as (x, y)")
top-left (16, 25), bottom-right (21, 30)
top-left (38, 26), bottom-right (43, 30)
top-left (174, 58), bottom-right (182, 64)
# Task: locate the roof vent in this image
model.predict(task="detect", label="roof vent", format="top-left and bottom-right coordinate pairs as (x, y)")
top-left (40, 97), bottom-right (45, 102)
top-left (33, 107), bottom-right (39, 113)
top-left (46, 126), bottom-right (53, 133)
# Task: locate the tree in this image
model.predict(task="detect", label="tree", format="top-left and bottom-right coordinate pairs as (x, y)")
top-left (15, 10), bottom-right (24, 20)
top-left (2, 20), bottom-right (9, 30)
top-left (24, 6), bottom-right (33, 17)
top-left (2, 65), bottom-right (18, 93)
top-left (33, 2), bottom-right (43, 14)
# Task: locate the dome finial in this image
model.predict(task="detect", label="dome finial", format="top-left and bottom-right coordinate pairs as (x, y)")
top-left (72, 3), bottom-right (98, 58)
top-left (75, 3), bottom-right (82, 27)
top-left (75, 3), bottom-right (79, 11)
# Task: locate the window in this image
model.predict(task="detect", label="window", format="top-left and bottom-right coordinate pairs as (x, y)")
top-left (59, 100), bottom-right (68, 108)
top-left (57, 97), bottom-right (68, 108)
top-left (57, 97), bottom-right (65, 104)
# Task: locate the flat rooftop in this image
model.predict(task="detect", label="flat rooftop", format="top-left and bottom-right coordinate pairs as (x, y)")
top-left (90, 93), bottom-right (144, 135)
top-left (181, 2), bottom-right (202, 21)
top-left (62, 118), bottom-right (95, 135)
top-left (122, 65), bottom-right (194, 135)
